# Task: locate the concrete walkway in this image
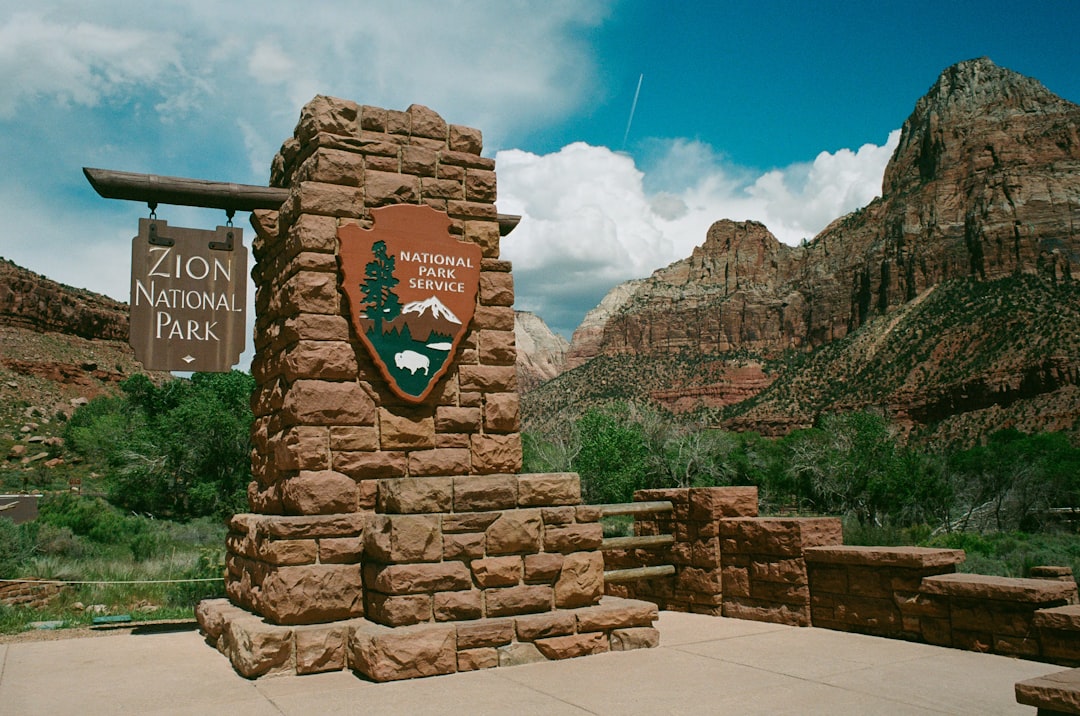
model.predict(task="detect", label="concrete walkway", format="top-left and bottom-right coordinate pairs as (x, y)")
top-left (0, 612), bottom-right (1058, 715)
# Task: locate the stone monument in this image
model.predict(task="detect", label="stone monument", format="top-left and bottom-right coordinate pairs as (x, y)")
top-left (196, 96), bottom-right (659, 681)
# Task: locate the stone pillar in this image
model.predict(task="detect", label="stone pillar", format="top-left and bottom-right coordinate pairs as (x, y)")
top-left (198, 96), bottom-right (658, 681)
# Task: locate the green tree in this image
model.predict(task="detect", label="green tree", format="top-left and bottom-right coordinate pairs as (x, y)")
top-left (572, 406), bottom-right (648, 504)
top-left (360, 240), bottom-right (401, 335)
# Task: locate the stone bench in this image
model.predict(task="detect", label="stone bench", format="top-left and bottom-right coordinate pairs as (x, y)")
top-left (1016, 667), bottom-right (1080, 715)
top-left (921, 573), bottom-right (1079, 658)
top-left (1037, 605), bottom-right (1080, 666)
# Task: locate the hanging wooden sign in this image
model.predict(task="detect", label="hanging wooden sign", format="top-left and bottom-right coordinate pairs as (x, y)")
top-left (339, 205), bottom-right (481, 403)
top-left (129, 218), bottom-right (247, 372)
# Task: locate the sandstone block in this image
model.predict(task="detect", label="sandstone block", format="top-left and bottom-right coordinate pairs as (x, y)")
top-left (257, 538), bottom-right (318, 566)
top-left (295, 147), bottom-right (364, 186)
top-left (282, 380), bottom-right (375, 426)
top-left (433, 590), bottom-right (483, 621)
top-left (421, 177), bottom-right (463, 200)
top-left (576, 598), bottom-right (658, 631)
top-left (472, 556), bottom-right (523, 588)
top-left (365, 170), bottom-right (419, 206)
top-left (470, 433), bottom-right (522, 474)
top-left (409, 448), bottom-right (470, 477)
top-left (472, 305), bottom-right (515, 331)
top-left (365, 592), bottom-right (432, 626)
top-left (463, 219), bottom-right (500, 258)
top-left (483, 391), bottom-right (520, 431)
top-left (465, 169), bottom-right (497, 202)
top-left (350, 622), bottom-right (456, 682)
top-left (690, 486), bottom-right (760, 520)
top-left (258, 564), bottom-right (364, 625)
top-left (453, 474), bottom-right (517, 511)
top-left (485, 509), bottom-right (542, 555)
top-left (319, 537), bottom-right (363, 564)
top-left (486, 585), bottom-right (553, 617)
top-left (459, 365), bottom-right (516, 393)
top-left (443, 532), bottom-right (485, 561)
top-left (402, 145), bottom-right (438, 176)
top-left (280, 470), bottom-right (358, 515)
top-left (379, 408), bottom-right (435, 450)
top-left (610, 627), bottom-right (660, 651)
top-left (366, 514), bottom-right (442, 563)
top-left (286, 213), bottom-right (339, 254)
top-left (497, 642), bottom-right (547, 667)
top-left (515, 611), bottom-right (576, 641)
top-left (524, 553), bottom-right (565, 584)
top-left (292, 181), bottom-right (364, 218)
top-left (296, 95), bottom-right (359, 142)
top-left (544, 523), bottom-right (603, 553)
top-left (448, 124), bottom-right (482, 154)
top-left (455, 618), bottom-right (514, 649)
top-left (224, 617), bottom-right (294, 678)
top-left (442, 511), bottom-right (501, 533)
top-left (378, 476), bottom-right (453, 514)
top-left (275, 426), bottom-right (328, 471)
top-left (407, 104), bottom-right (447, 140)
top-left (479, 272), bottom-right (514, 306)
top-left (334, 450), bottom-right (408, 479)
top-left (457, 647), bottom-right (498, 671)
top-left (435, 406), bottom-right (481, 433)
top-left (534, 632), bottom-right (608, 660)
top-left (554, 552), bottom-right (604, 608)
top-left (518, 473), bottom-right (581, 507)
top-left (366, 561), bottom-right (472, 595)
top-left (329, 426), bottom-right (378, 452)
top-left (294, 623), bottom-right (348, 674)
top-left (195, 598), bottom-right (234, 642)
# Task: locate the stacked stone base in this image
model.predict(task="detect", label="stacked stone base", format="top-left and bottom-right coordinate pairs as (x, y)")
top-left (197, 596), bottom-right (658, 681)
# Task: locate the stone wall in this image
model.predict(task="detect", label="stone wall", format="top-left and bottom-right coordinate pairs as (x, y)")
top-left (246, 97), bottom-right (520, 519)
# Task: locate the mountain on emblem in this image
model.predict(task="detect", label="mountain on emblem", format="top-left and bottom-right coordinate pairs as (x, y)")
top-left (337, 205), bottom-right (482, 403)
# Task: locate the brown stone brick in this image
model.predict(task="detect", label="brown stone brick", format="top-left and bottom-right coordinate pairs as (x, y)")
top-left (544, 523), bottom-right (603, 553)
top-left (282, 380), bottom-right (375, 427)
top-left (366, 562), bottom-right (472, 595)
top-left (329, 426), bottom-right (378, 452)
top-left (448, 124), bottom-right (482, 154)
top-left (610, 627), bottom-right (660, 651)
top-left (576, 598), bottom-right (658, 631)
top-left (524, 553), bottom-right (565, 584)
top-left (486, 585), bottom-right (553, 617)
top-left (470, 434), bottom-right (523, 474)
top-left (359, 105), bottom-right (386, 131)
top-left (283, 341), bottom-right (358, 381)
top-left (223, 617), bottom-right (294, 678)
top-left (275, 426), bottom-right (329, 471)
top-left (722, 566), bottom-right (751, 598)
top-left (350, 622), bottom-right (456, 682)
top-left (442, 511), bottom-right (501, 533)
top-left (458, 365), bottom-right (516, 393)
top-left (440, 151), bottom-right (495, 170)
top-left (433, 590), bottom-right (482, 621)
top-left (459, 391), bottom-right (483, 408)
top-left (401, 145), bottom-right (438, 176)
top-left (453, 474), bottom-right (517, 511)
top-left (319, 537), bottom-right (363, 564)
top-left (479, 272), bottom-right (514, 306)
top-left (473, 305), bottom-right (515, 331)
top-left (409, 448), bottom-right (471, 477)
top-left (365, 514), bottom-right (442, 564)
top-left (463, 219), bottom-right (500, 258)
top-left (457, 647), bottom-right (498, 671)
top-left (435, 406), bottom-right (481, 433)
top-left (334, 450), bottom-right (408, 479)
top-left (478, 331), bottom-right (516, 366)
top-left (291, 181), bottom-right (364, 218)
top-left (407, 104), bottom-right (447, 140)
top-left (421, 177), bottom-right (463, 200)
top-left (518, 473), bottom-right (581, 507)
top-left (379, 408), bottom-right (435, 450)
top-left (282, 314), bottom-right (350, 343)
top-left (258, 564), bottom-right (365, 625)
top-left (296, 96), bottom-right (359, 141)
top-left (437, 163), bottom-right (465, 182)
top-left (257, 538), bottom-right (318, 566)
top-left (296, 147), bottom-right (364, 186)
top-left (436, 433), bottom-right (470, 449)
top-left (378, 477), bottom-right (453, 513)
top-left (541, 507), bottom-right (576, 525)
top-left (515, 611), bottom-right (576, 641)
top-left (443, 532), bottom-right (485, 561)
top-left (483, 394), bottom-right (519, 434)
top-left (364, 170), bottom-right (419, 206)
top-left (485, 509), bottom-right (542, 555)
top-left (554, 552), bottom-right (604, 609)
top-left (365, 593), bottom-right (432, 627)
top-left (534, 632), bottom-right (608, 660)
top-left (280, 270), bottom-right (341, 314)
top-left (465, 169), bottom-right (497, 202)
top-left (456, 618), bottom-right (514, 649)
top-left (280, 470), bottom-right (358, 515)
top-left (294, 623), bottom-right (348, 675)
top-left (365, 155), bottom-right (399, 173)
top-left (472, 556), bottom-right (523, 588)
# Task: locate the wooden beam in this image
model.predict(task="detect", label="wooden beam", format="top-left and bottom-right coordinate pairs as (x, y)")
top-left (594, 501), bottom-right (674, 517)
top-left (603, 565), bottom-right (676, 583)
top-left (600, 534), bottom-right (675, 551)
top-left (83, 167), bottom-right (522, 235)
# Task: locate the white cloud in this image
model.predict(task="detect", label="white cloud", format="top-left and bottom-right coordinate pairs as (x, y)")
top-left (499, 131), bottom-right (901, 336)
top-left (0, 12), bottom-right (183, 117)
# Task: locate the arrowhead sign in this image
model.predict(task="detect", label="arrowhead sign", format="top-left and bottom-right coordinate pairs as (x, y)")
top-left (338, 205), bottom-right (482, 403)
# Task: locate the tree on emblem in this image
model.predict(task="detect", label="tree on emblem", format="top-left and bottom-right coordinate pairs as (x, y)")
top-left (360, 240), bottom-right (401, 335)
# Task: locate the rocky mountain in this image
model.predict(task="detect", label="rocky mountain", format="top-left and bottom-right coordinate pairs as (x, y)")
top-left (523, 58), bottom-right (1080, 445)
top-left (0, 259), bottom-right (152, 433)
top-left (515, 311), bottom-right (569, 392)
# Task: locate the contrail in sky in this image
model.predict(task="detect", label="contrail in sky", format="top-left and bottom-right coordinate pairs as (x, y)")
top-left (622, 73), bottom-right (644, 150)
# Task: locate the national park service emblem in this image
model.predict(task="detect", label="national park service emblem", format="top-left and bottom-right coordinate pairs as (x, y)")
top-left (338, 205), bottom-right (481, 403)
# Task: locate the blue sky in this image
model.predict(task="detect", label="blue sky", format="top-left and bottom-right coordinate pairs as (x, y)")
top-left (0, 1), bottom-right (1077, 353)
